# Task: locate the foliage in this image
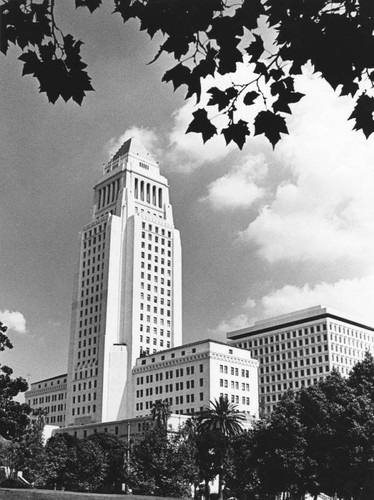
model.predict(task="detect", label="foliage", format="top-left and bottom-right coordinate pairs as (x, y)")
top-left (2, 1), bottom-right (374, 148)
top-left (225, 359), bottom-right (374, 500)
top-left (223, 431), bottom-right (260, 500)
top-left (196, 396), bottom-right (245, 498)
top-left (87, 432), bottom-right (126, 493)
top-left (43, 432), bottom-right (105, 491)
top-left (197, 395), bottom-right (246, 437)
top-left (8, 408), bottom-right (48, 485)
top-left (0, 321), bottom-right (31, 441)
top-left (126, 425), bottom-right (197, 497)
top-left (150, 398), bottom-right (171, 429)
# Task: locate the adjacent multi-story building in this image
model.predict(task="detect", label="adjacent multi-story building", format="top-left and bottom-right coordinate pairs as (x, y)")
top-left (132, 340), bottom-right (259, 420)
top-left (25, 374), bottom-right (67, 425)
top-left (65, 138), bottom-right (182, 426)
top-left (227, 305), bottom-right (374, 415)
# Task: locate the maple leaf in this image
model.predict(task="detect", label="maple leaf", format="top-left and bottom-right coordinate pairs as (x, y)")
top-left (254, 110), bottom-right (288, 147)
top-left (222, 120), bottom-right (250, 149)
top-left (245, 34), bottom-right (264, 63)
top-left (349, 94), bottom-right (374, 138)
top-left (208, 87), bottom-right (238, 111)
top-left (186, 109), bottom-right (217, 143)
top-left (162, 63), bottom-right (191, 91)
top-left (243, 90), bottom-right (259, 106)
top-left (273, 91), bottom-right (304, 114)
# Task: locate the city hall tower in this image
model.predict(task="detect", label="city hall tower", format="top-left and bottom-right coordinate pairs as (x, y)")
top-left (65, 139), bottom-right (182, 426)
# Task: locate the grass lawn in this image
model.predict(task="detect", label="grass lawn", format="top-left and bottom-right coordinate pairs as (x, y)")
top-left (0, 489), bottom-right (184, 500)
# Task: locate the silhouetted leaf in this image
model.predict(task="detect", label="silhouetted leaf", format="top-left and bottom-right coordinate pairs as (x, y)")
top-left (75, 0), bottom-right (102, 13)
top-left (245, 34), bottom-right (264, 63)
top-left (222, 120), bottom-right (250, 149)
top-left (243, 90), bottom-right (259, 105)
top-left (162, 63), bottom-right (191, 91)
top-left (349, 94), bottom-right (374, 138)
top-left (254, 110), bottom-right (288, 147)
top-left (187, 108), bottom-right (217, 143)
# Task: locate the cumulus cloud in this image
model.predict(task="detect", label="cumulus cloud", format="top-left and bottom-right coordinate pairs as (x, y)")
top-left (239, 74), bottom-right (374, 273)
top-left (0, 310), bottom-right (27, 334)
top-left (201, 154), bottom-right (267, 210)
top-left (166, 98), bottom-right (236, 172)
top-left (211, 298), bottom-right (257, 336)
top-left (260, 275), bottom-right (374, 325)
top-left (106, 126), bottom-right (162, 160)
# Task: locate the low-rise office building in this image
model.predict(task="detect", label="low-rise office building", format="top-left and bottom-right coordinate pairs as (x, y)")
top-left (25, 373), bottom-right (67, 426)
top-left (132, 339), bottom-right (259, 423)
top-left (227, 305), bottom-right (374, 415)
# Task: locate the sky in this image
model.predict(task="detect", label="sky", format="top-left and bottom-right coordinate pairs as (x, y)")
top-left (1, 3), bottom-right (374, 385)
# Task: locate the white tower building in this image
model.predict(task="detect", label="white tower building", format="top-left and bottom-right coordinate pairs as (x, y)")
top-left (65, 139), bottom-right (182, 426)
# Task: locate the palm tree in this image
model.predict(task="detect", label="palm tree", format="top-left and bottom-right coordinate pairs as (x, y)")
top-left (151, 399), bottom-right (171, 429)
top-left (196, 396), bottom-right (246, 499)
top-left (197, 395), bottom-right (246, 437)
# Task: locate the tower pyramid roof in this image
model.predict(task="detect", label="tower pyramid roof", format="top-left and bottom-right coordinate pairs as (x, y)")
top-left (112, 137), bottom-right (156, 163)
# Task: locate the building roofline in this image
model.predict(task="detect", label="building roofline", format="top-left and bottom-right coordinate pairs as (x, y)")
top-left (30, 373), bottom-right (67, 385)
top-left (138, 337), bottom-right (248, 361)
top-left (227, 306), bottom-right (374, 341)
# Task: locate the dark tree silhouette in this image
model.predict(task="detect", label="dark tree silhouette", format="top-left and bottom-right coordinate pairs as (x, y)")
top-left (2, 0), bottom-right (374, 149)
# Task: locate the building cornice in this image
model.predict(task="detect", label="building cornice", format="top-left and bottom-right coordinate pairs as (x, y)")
top-left (25, 383), bottom-right (67, 398)
top-left (228, 312), bottom-right (374, 341)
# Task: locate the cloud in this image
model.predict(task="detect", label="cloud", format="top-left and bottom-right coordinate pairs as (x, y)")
top-left (211, 298), bottom-right (257, 336)
top-left (200, 154), bottom-right (267, 210)
top-left (213, 274), bottom-right (374, 337)
top-left (106, 126), bottom-right (162, 160)
top-left (239, 74), bottom-right (374, 273)
top-left (165, 61), bottom-right (264, 172)
top-left (260, 274), bottom-right (374, 325)
top-left (166, 99), bottom-right (236, 172)
top-left (0, 310), bottom-right (27, 334)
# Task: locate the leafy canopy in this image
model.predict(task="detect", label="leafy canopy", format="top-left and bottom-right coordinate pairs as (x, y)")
top-left (0, 321), bottom-right (31, 441)
top-left (2, 0), bottom-right (374, 148)
top-left (225, 357), bottom-right (374, 500)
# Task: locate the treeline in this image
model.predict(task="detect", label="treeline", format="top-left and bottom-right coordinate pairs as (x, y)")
top-left (1, 319), bottom-right (374, 499)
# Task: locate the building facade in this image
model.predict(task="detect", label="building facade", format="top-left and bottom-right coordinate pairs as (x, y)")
top-left (25, 374), bottom-right (67, 426)
top-left (132, 340), bottom-right (259, 421)
top-left (26, 138), bottom-right (260, 433)
top-left (227, 305), bottom-right (374, 415)
top-left (65, 138), bottom-right (182, 426)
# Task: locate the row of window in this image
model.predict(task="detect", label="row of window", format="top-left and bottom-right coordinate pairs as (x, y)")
top-left (139, 336), bottom-right (170, 349)
top-left (136, 379), bottom-right (203, 398)
top-left (241, 324), bottom-right (326, 349)
top-left (259, 363), bottom-right (329, 384)
top-left (74, 367), bottom-right (98, 380)
top-left (220, 393), bottom-right (251, 405)
top-left (46, 415), bottom-right (65, 424)
top-left (329, 322), bottom-right (374, 343)
top-left (78, 325), bottom-right (98, 339)
top-left (135, 393), bottom-right (204, 412)
top-left (33, 378), bottom-right (66, 390)
top-left (72, 404), bottom-right (96, 416)
top-left (258, 351), bottom-right (328, 374)
top-left (135, 179), bottom-right (163, 208)
top-left (83, 221), bottom-right (106, 241)
top-left (136, 365), bottom-right (203, 385)
top-left (220, 380), bottom-right (251, 391)
top-left (141, 224), bottom-right (172, 238)
top-left (32, 393), bottom-right (65, 405)
top-left (72, 392), bottom-right (96, 404)
top-left (219, 365), bottom-right (251, 378)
